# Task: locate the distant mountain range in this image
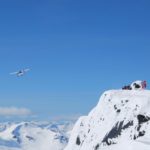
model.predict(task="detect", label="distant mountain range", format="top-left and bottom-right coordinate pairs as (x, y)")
top-left (0, 121), bottom-right (74, 150)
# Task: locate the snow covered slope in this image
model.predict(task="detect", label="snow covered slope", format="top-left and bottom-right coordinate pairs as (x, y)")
top-left (0, 121), bottom-right (73, 150)
top-left (65, 90), bottom-right (150, 150)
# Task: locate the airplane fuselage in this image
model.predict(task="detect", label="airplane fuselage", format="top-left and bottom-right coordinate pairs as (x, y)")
top-left (17, 70), bottom-right (25, 76)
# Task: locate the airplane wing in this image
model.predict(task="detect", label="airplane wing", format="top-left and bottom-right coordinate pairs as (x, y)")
top-left (10, 72), bottom-right (18, 75)
top-left (24, 68), bottom-right (30, 72)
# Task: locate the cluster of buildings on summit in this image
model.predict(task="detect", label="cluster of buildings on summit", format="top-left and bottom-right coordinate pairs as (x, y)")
top-left (122, 80), bottom-right (147, 90)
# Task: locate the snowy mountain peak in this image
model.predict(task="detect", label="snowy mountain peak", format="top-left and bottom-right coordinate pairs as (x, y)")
top-left (65, 90), bottom-right (150, 150)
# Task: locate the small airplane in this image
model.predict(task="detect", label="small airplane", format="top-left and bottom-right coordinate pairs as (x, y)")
top-left (10, 68), bottom-right (30, 77)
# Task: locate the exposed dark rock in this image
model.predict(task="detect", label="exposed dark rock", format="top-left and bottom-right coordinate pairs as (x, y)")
top-left (125, 100), bottom-right (129, 103)
top-left (117, 109), bottom-right (121, 113)
top-left (133, 114), bottom-right (150, 140)
top-left (95, 144), bottom-right (99, 150)
top-left (137, 125), bottom-right (141, 131)
top-left (138, 131), bottom-right (145, 137)
top-left (137, 115), bottom-right (150, 124)
top-left (76, 136), bottom-right (81, 145)
top-left (114, 105), bottom-right (117, 110)
top-left (102, 121), bottom-right (133, 145)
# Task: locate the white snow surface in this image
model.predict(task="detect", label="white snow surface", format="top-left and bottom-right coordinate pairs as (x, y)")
top-left (65, 90), bottom-right (150, 150)
top-left (1, 89), bottom-right (150, 150)
top-left (0, 121), bottom-right (73, 150)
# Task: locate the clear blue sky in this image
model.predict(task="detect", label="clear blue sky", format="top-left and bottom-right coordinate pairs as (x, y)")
top-left (0, 0), bottom-right (150, 121)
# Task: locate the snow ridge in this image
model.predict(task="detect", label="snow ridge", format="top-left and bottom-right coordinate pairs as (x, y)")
top-left (65, 90), bottom-right (150, 150)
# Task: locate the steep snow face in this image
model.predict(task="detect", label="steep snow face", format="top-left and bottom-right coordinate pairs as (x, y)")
top-left (0, 121), bottom-right (73, 150)
top-left (65, 90), bottom-right (150, 150)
